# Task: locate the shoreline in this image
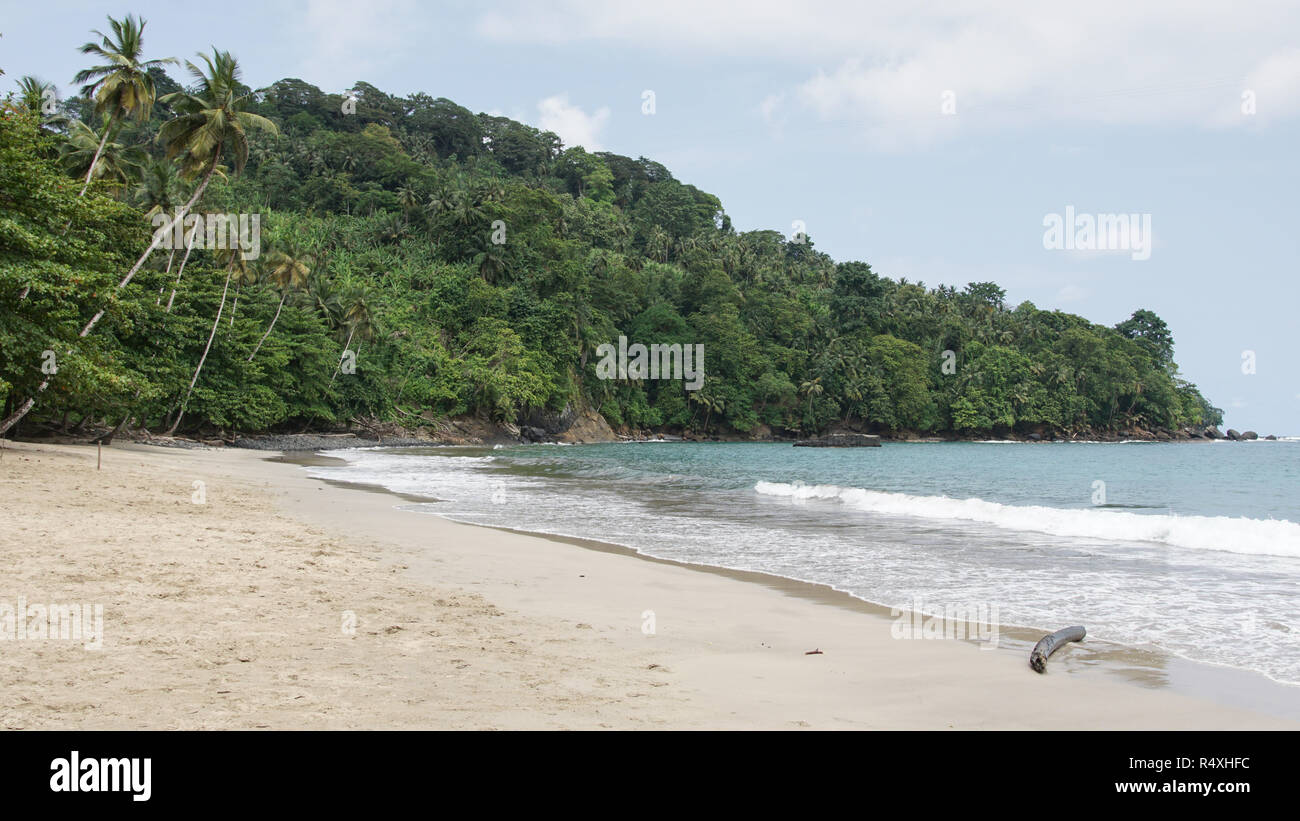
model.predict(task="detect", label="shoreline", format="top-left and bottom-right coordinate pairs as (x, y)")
top-left (14, 414), bottom-right (1292, 454)
top-left (283, 450), bottom-right (1300, 721)
top-left (2, 439), bottom-right (1295, 729)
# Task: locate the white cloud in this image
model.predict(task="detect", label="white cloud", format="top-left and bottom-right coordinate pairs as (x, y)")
top-left (477, 1), bottom-right (1300, 147)
top-left (536, 94), bottom-right (610, 150)
top-left (1232, 50), bottom-right (1300, 126)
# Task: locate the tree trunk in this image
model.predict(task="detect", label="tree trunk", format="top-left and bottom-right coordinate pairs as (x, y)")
top-left (166, 220), bottom-right (201, 313)
top-left (77, 115), bottom-right (116, 197)
top-left (329, 326), bottom-right (357, 386)
top-left (0, 397), bottom-right (37, 438)
top-left (85, 158), bottom-right (219, 341)
top-left (93, 410), bottom-right (132, 445)
top-left (247, 292), bottom-right (286, 361)
top-left (166, 258), bottom-right (235, 436)
top-left (157, 243), bottom-right (178, 305)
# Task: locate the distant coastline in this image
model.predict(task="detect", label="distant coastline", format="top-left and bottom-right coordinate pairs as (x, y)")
top-left (6, 413), bottom-right (1281, 451)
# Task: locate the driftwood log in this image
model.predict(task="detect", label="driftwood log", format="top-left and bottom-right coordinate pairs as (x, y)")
top-left (1029, 625), bottom-right (1086, 673)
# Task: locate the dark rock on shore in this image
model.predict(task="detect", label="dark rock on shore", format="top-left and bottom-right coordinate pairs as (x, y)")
top-left (1242, 430), bottom-right (1258, 440)
top-left (520, 404), bottom-right (578, 436)
top-left (519, 425), bottom-right (551, 443)
top-left (793, 433), bottom-right (882, 448)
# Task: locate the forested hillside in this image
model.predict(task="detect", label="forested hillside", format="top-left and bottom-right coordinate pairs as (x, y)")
top-left (0, 17), bottom-right (1223, 441)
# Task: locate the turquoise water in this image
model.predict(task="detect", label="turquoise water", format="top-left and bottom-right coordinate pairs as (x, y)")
top-left (307, 440), bottom-right (1300, 686)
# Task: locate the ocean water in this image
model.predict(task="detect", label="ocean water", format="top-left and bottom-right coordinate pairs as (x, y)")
top-left (305, 439), bottom-right (1300, 686)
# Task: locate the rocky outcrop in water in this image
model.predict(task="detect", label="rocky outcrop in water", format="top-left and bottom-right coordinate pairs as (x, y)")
top-left (793, 433), bottom-right (882, 448)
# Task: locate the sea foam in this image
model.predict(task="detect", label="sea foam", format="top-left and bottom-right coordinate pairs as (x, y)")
top-left (754, 481), bottom-right (1300, 558)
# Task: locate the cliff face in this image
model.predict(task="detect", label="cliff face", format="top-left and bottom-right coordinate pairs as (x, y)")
top-left (556, 407), bottom-right (618, 443)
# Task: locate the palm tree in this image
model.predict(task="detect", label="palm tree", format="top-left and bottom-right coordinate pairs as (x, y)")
top-left (228, 252), bottom-right (260, 325)
top-left (16, 76), bottom-right (58, 120)
top-left (119, 49), bottom-right (276, 320)
top-left (470, 231), bottom-right (508, 284)
top-left (136, 156), bottom-right (189, 304)
top-left (397, 184), bottom-right (419, 216)
top-left (134, 155), bottom-right (186, 218)
top-left (164, 213), bottom-right (203, 312)
top-left (687, 391), bottom-right (724, 433)
top-left (424, 187), bottom-right (451, 220)
top-left (646, 226), bottom-right (671, 263)
top-left (248, 245), bottom-right (313, 361)
top-left (374, 212), bottom-right (409, 245)
top-left (166, 247), bottom-right (246, 435)
top-left (703, 394), bottom-right (724, 433)
top-left (60, 117), bottom-right (142, 189)
top-left (478, 180), bottom-right (506, 203)
top-left (330, 285), bottom-right (377, 386)
top-left (800, 377), bottom-right (824, 417)
top-left (306, 270), bottom-right (342, 326)
top-left (164, 161), bottom-right (229, 313)
top-left (72, 14), bottom-right (175, 196)
top-left (448, 189), bottom-right (484, 227)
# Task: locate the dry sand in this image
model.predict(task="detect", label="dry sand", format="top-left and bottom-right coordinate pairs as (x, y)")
top-left (0, 439), bottom-right (1293, 729)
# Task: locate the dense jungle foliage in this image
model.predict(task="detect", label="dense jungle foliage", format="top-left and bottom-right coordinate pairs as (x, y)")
top-left (0, 16), bottom-right (1223, 439)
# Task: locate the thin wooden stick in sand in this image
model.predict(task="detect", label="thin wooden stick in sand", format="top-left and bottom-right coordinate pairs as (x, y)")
top-left (1029, 625), bottom-right (1086, 673)
top-left (97, 440), bottom-right (101, 471)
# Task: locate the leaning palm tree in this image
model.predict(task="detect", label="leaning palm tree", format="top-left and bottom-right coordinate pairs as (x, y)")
top-left (129, 49), bottom-right (275, 308)
top-left (135, 156), bottom-right (190, 303)
top-left (108, 49), bottom-right (274, 323)
top-left (164, 159), bottom-right (229, 313)
top-left (73, 14), bottom-right (174, 196)
top-left (228, 253), bottom-right (260, 326)
top-left (248, 244), bottom-right (313, 361)
top-left (166, 246), bottom-right (247, 435)
top-left (60, 117), bottom-right (142, 189)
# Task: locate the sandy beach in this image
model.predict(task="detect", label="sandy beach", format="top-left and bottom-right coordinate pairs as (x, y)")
top-left (0, 439), bottom-right (1293, 730)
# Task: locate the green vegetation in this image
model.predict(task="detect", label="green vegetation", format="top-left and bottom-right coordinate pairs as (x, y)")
top-left (0, 16), bottom-right (1222, 440)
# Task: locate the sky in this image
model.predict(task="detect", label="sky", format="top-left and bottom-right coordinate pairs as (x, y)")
top-left (3, 0), bottom-right (1298, 434)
